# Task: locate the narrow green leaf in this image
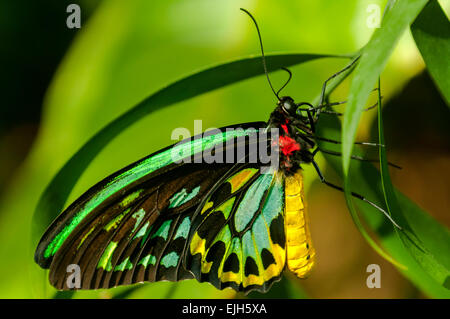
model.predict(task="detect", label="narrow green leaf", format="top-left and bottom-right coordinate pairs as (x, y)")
top-left (340, 0), bottom-right (429, 272)
top-left (312, 60), bottom-right (404, 269)
top-left (52, 290), bottom-right (76, 299)
top-left (247, 275), bottom-right (309, 299)
top-left (377, 79), bottom-right (450, 289)
top-left (342, 0), bottom-right (429, 175)
top-left (411, 0), bottom-right (450, 104)
top-left (316, 107), bottom-right (450, 298)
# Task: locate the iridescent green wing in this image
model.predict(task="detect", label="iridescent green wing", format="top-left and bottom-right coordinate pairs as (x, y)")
top-left (185, 166), bottom-right (286, 294)
top-left (35, 122), bottom-right (266, 289)
top-left (47, 163), bottom-right (236, 289)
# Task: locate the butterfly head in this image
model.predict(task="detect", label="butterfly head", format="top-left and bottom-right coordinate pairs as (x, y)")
top-left (278, 96), bottom-right (297, 116)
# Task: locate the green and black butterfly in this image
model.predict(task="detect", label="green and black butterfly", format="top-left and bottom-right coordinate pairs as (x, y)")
top-left (34, 9), bottom-right (398, 294)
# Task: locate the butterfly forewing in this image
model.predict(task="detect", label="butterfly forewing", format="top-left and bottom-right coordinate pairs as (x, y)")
top-left (49, 163), bottom-right (234, 289)
top-left (35, 122), bottom-right (265, 269)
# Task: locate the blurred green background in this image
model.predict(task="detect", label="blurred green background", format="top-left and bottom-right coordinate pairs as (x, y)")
top-left (0, 0), bottom-right (449, 298)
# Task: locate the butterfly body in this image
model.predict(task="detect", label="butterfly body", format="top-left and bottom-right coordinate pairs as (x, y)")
top-left (35, 105), bottom-right (319, 294)
top-left (268, 97), bottom-right (316, 175)
top-left (284, 171), bottom-right (315, 278)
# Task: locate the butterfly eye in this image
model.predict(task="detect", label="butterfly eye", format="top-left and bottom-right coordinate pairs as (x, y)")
top-left (280, 97), bottom-right (296, 115)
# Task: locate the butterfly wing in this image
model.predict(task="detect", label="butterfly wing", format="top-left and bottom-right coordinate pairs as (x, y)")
top-left (48, 163), bottom-right (234, 289)
top-left (35, 122), bottom-right (273, 290)
top-left (35, 122), bottom-right (264, 268)
top-left (186, 166), bottom-right (286, 294)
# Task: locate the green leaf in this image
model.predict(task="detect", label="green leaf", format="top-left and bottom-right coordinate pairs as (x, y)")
top-left (328, 0), bottom-right (450, 295)
top-left (411, 0), bottom-right (450, 104)
top-left (52, 290), bottom-right (76, 299)
top-left (312, 59), bottom-right (404, 269)
top-left (342, 0), bottom-right (429, 175)
top-left (377, 79), bottom-right (450, 289)
top-left (339, 0), bottom-right (429, 270)
top-left (316, 105), bottom-right (450, 298)
top-left (247, 275), bottom-right (309, 299)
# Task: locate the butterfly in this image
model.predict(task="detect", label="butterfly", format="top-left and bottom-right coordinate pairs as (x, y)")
top-left (34, 9), bottom-right (396, 294)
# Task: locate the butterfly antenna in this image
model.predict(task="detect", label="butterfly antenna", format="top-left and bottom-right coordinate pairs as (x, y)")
top-left (240, 8), bottom-right (280, 101)
top-left (276, 67), bottom-right (292, 97)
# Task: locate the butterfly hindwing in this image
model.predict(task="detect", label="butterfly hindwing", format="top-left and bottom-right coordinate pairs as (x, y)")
top-left (185, 166), bottom-right (286, 294)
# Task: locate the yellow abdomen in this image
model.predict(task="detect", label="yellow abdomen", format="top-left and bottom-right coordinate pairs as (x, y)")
top-left (284, 170), bottom-right (315, 278)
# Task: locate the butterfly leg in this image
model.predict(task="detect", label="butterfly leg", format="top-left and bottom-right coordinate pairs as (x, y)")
top-left (306, 108), bottom-right (316, 133)
top-left (318, 148), bottom-right (401, 169)
top-left (295, 103), bottom-right (317, 133)
top-left (310, 155), bottom-right (401, 229)
top-left (317, 100), bottom-right (379, 116)
top-left (316, 57), bottom-right (360, 119)
top-left (309, 135), bottom-right (384, 148)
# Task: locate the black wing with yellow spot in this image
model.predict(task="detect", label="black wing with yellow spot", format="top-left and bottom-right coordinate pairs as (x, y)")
top-left (186, 166), bottom-right (286, 294)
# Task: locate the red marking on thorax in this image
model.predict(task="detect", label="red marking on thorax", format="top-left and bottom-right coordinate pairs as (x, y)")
top-left (279, 135), bottom-right (300, 156)
top-left (275, 118), bottom-right (301, 158)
